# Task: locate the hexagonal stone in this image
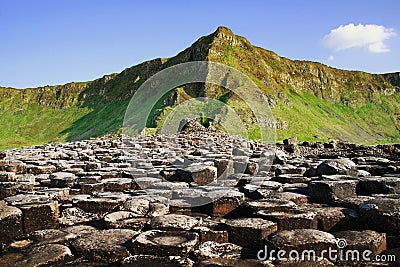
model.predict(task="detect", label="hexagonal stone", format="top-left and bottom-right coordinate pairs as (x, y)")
top-left (257, 209), bottom-right (317, 231)
top-left (268, 229), bottom-right (337, 255)
top-left (193, 226), bottom-right (229, 243)
top-left (27, 229), bottom-right (77, 246)
top-left (19, 201), bottom-right (59, 234)
top-left (173, 165), bottom-right (217, 186)
top-left (359, 197), bottom-right (400, 235)
top-left (27, 165), bottom-right (56, 175)
top-left (80, 182), bottom-right (105, 194)
top-left (0, 203), bottom-right (23, 243)
top-left (72, 229), bottom-right (138, 263)
top-left (225, 218), bottom-right (277, 249)
top-left (195, 241), bottom-right (244, 260)
top-left (241, 199), bottom-right (297, 217)
top-left (334, 230), bottom-right (386, 256)
top-left (150, 214), bottom-right (201, 231)
top-left (102, 178), bottom-right (133, 191)
top-left (122, 255), bottom-right (194, 267)
top-left (200, 190), bottom-right (245, 217)
top-left (15, 244), bottom-right (74, 267)
top-left (59, 207), bottom-right (100, 226)
top-left (308, 180), bottom-right (358, 203)
top-left (49, 172), bottom-right (77, 188)
top-left (131, 230), bottom-right (199, 256)
top-left (131, 177), bottom-right (162, 190)
top-left (104, 211), bottom-right (149, 230)
top-left (316, 158), bottom-right (356, 176)
top-left (309, 206), bottom-right (359, 232)
top-left (73, 196), bottom-right (123, 214)
top-left (357, 177), bottom-right (400, 195)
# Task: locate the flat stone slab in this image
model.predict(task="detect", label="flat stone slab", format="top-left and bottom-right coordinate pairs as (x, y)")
top-left (131, 230), bottom-right (199, 256)
top-left (357, 177), bottom-right (400, 195)
top-left (225, 218), bottom-right (278, 249)
top-left (316, 158), bottom-right (356, 176)
top-left (334, 230), bottom-right (386, 257)
top-left (308, 180), bottom-right (358, 203)
top-left (257, 209), bottom-right (317, 231)
top-left (268, 229), bottom-right (337, 255)
top-left (195, 241), bottom-right (244, 260)
top-left (359, 197), bottom-right (400, 235)
top-left (19, 201), bottom-right (59, 234)
top-left (150, 214), bottom-right (201, 231)
top-left (59, 207), bottom-right (100, 226)
top-left (172, 165), bottom-right (217, 186)
top-left (14, 244), bottom-right (74, 267)
top-left (104, 211), bottom-right (149, 230)
top-left (72, 229), bottom-right (138, 263)
top-left (27, 229), bottom-right (77, 246)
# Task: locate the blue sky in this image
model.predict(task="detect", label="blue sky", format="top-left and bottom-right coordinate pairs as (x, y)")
top-left (0, 0), bottom-right (399, 88)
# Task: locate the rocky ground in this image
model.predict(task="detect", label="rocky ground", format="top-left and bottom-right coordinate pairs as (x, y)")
top-left (1, 122), bottom-right (400, 266)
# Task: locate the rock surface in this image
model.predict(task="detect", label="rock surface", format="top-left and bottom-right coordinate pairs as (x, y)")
top-left (0, 132), bottom-right (399, 266)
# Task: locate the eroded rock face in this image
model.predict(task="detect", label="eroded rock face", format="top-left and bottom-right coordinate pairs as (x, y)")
top-left (0, 132), bottom-right (399, 265)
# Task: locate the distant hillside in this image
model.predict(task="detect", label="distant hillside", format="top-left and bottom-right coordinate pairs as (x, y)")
top-left (1, 26), bottom-right (399, 149)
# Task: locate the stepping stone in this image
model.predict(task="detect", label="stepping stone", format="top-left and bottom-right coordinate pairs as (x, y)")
top-left (27, 229), bottom-right (77, 246)
top-left (173, 165), bottom-right (218, 186)
top-left (267, 229), bottom-right (337, 255)
top-left (257, 209), bottom-right (318, 231)
top-left (122, 197), bottom-right (151, 216)
top-left (200, 190), bottom-right (244, 217)
top-left (122, 255), bottom-right (194, 267)
top-left (63, 225), bottom-right (98, 238)
top-left (27, 165), bottom-right (56, 175)
top-left (72, 229), bottom-right (138, 263)
top-left (307, 206), bottom-right (359, 231)
top-left (242, 199), bottom-right (297, 216)
top-left (315, 158), bottom-right (356, 176)
top-left (131, 177), bottom-right (162, 190)
top-left (268, 191), bottom-right (309, 205)
top-left (102, 178), bottom-right (133, 191)
top-left (334, 230), bottom-right (386, 256)
top-left (357, 177), bottom-right (400, 195)
top-left (104, 211), bottom-right (149, 230)
top-left (225, 218), bottom-right (277, 249)
top-left (359, 197), bottom-right (400, 235)
top-left (19, 201), bottom-right (59, 234)
top-left (59, 207), bottom-right (100, 226)
top-left (150, 214), bottom-right (201, 231)
top-left (308, 180), bottom-right (358, 203)
top-left (0, 202), bottom-right (23, 243)
top-left (132, 230), bottom-right (199, 256)
top-left (14, 244), bottom-right (73, 267)
top-left (195, 241), bottom-right (244, 260)
top-left (49, 172), bottom-right (77, 188)
top-left (80, 182), bottom-right (104, 194)
top-left (193, 225), bottom-right (229, 243)
top-left (73, 196), bottom-right (123, 214)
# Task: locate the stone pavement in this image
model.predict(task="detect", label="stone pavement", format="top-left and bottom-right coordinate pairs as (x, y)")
top-left (0, 124), bottom-right (400, 266)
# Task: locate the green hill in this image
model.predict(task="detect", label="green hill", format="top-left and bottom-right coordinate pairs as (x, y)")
top-left (1, 26), bottom-right (399, 149)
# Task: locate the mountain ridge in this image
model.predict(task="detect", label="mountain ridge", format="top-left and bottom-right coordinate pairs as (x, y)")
top-left (1, 26), bottom-right (399, 148)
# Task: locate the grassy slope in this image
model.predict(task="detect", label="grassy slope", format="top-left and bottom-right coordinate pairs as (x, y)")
top-left (1, 27), bottom-right (399, 149)
top-left (206, 28), bottom-right (400, 144)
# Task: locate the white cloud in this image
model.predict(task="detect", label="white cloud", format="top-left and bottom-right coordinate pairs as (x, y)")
top-left (323, 23), bottom-right (396, 53)
top-left (328, 55), bottom-right (334, 61)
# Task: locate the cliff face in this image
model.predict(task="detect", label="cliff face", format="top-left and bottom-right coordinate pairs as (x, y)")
top-left (1, 26), bottom-right (399, 148)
